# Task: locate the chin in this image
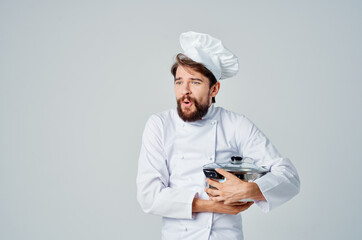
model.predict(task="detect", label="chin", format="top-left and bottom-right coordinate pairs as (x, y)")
top-left (182, 108), bottom-right (195, 115)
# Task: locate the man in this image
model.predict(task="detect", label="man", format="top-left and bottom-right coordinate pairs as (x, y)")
top-left (137, 31), bottom-right (300, 240)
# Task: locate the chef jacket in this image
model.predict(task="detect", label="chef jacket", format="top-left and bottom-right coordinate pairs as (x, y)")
top-left (137, 104), bottom-right (300, 240)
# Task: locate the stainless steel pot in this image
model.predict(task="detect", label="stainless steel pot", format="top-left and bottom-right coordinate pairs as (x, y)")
top-left (203, 156), bottom-right (268, 182)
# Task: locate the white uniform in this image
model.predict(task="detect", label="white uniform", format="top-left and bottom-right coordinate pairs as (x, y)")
top-left (137, 104), bottom-right (300, 240)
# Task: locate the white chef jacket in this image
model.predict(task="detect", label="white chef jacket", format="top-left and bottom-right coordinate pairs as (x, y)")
top-left (137, 104), bottom-right (300, 240)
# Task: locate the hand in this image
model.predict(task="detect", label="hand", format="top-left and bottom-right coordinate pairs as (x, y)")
top-left (205, 168), bottom-right (266, 204)
top-left (192, 198), bottom-right (253, 215)
top-left (211, 200), bottom-right (253, 215)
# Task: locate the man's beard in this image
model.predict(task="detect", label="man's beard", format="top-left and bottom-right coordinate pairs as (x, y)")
top-left (177, 95), bottom-right (209, 122)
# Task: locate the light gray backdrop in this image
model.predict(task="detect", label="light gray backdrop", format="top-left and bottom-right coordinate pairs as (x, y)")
top-left (1, 0), bottom-right (361, 239)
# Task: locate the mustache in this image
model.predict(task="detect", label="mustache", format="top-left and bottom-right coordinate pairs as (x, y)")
top-left (180, 95), bottom-right (194, 102)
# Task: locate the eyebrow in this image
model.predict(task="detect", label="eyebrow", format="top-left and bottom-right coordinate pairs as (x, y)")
top-left (174, 77), bottom-right (203, 82)
top-left (191, 78), bottom-right (203, 82)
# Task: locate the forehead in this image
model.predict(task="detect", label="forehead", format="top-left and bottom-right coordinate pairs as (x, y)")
top-left (176, 65), bottom-right (208, 80)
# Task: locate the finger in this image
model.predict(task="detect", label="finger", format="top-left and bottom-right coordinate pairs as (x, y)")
top-left (206, 178), bottom-right (221, 189)
top-left (245, 202), bottom-right (254, 209)
top-left (206, 192), bottom-right (215, 197)
top-left (215, 168), bottom-right (236, 179)
top-left (209, 195), bottom-right (225, 202)
top-left (205, 188), bottom-right (221, 196)
top-left (225, 201), bottom-right (249, 206)
top-left (206, 178), bottom-right (220, 184)
top-left (224, 198), bottom-right (251, 205)
top-left (243, 202), bottom-right (254, 208)
top-left (238, 202), bottom-right (254, 212)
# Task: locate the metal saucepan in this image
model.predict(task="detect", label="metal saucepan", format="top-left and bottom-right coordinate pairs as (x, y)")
top-left (203, 156), bottom-right (268, 182)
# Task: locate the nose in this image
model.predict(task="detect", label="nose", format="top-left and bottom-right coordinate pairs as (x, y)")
top-left (181, 82), bottom-right (191, 95)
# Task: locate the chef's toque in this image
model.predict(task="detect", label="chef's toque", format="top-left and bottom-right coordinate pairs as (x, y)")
top-left (179, 31), bottom-right (239, 80)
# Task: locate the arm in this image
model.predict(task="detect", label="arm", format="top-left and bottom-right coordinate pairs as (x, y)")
top-left (234, 117), bottom-right (300, 212)
top-left (136, 115), bottom-right (197, 219)
top-left (192, 197), bottom-right (253, 215)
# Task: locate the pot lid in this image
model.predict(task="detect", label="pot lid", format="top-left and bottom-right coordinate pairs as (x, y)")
top-left (203, 156), bottom-right (268, 174)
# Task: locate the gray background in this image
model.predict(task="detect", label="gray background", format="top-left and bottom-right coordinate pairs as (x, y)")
top-left (1, 0), bottom-right (361, 239)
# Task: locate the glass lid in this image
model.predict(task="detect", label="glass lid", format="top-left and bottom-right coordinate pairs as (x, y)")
top-left (203, 156), bottom-right (268, 173)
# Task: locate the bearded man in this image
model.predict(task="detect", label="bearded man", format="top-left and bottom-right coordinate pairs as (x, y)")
top-left (137, 31), bottom-right (300, 240)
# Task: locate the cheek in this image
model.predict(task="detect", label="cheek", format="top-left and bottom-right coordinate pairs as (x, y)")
top-left (194, 88), bottom-right (210, 102)
top-left (174, 87), bottom-right (181, 98)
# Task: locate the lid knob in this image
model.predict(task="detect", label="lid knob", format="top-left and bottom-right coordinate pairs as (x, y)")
top-left (231, 156), bottom-right (243, 164)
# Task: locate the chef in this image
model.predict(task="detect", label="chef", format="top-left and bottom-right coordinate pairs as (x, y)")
top-left (137, 31), bottom-right (300, 240)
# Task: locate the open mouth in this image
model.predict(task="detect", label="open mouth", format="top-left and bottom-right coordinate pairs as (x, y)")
top-left (182, 97), bottom-right (192, 107)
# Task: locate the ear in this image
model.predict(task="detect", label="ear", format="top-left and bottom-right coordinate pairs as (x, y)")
top-left (210, 81), bottom-right (220, 97)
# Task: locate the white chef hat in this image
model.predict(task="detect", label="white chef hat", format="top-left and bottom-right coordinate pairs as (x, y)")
top-left (179, 31), bottom-right (239, 80)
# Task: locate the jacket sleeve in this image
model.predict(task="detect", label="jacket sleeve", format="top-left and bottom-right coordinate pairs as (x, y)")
top-left (136, 115), bottom-right (198, 219)
top-left (236, 117), bottom-right (300, 213)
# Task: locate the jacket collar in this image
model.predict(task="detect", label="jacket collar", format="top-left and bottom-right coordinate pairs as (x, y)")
top-left (201, 103), bottom-right (216, 121)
